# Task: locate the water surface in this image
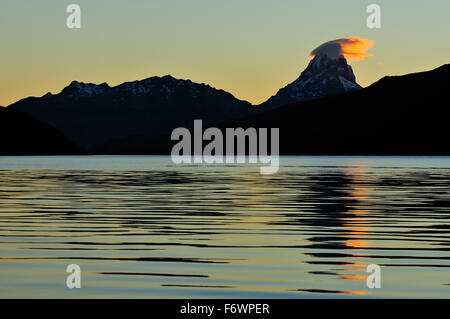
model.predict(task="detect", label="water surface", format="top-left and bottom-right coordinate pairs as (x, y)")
top-left (0, 156), bottom-right (449, 298)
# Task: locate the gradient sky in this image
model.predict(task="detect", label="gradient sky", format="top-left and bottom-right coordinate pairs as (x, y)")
top-left (1, 0), bottom-right (449, 106)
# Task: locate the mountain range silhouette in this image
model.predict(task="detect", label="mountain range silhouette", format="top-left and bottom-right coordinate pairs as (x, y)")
top-left (3, 58), bottom-right (450, 155)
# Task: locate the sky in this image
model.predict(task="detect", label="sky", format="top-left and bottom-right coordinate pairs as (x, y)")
top-left (1, 0), bottom-right (449, 106)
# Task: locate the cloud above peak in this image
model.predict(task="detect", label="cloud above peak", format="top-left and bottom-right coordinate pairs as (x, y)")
top-left (310, 37), bottom-right (375, 61)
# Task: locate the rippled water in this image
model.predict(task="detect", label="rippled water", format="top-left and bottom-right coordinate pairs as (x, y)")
top-left (0, 156), bottom-right (450, 298)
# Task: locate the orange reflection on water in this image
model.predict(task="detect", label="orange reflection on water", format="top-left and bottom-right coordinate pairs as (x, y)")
top-left (337, 168), bottom-right (374, 289)
top-left (345, 238), bottom-right (370, 248)
top-left (343, 168), bottom-right (372, 246)
top-left (343, 290), bottom-right (370, 295)
top-left (340, 274), bottom-right (366, 281)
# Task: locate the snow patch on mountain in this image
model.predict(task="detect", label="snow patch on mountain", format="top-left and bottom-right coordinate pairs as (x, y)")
top-left (260, 53), bottom-right (362, 109)
top-left (61, 81), bottom-right (110, 97)
top-left (58, 75), bottom-right (224, 101)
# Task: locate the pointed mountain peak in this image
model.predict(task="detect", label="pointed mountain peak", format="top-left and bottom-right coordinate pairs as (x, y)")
top-left (260, 53), bottom-right (362, 109)
top-left (309, 53), bottom-right (347, 67)
top-left (303, 53), bottom-right (357, 84)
